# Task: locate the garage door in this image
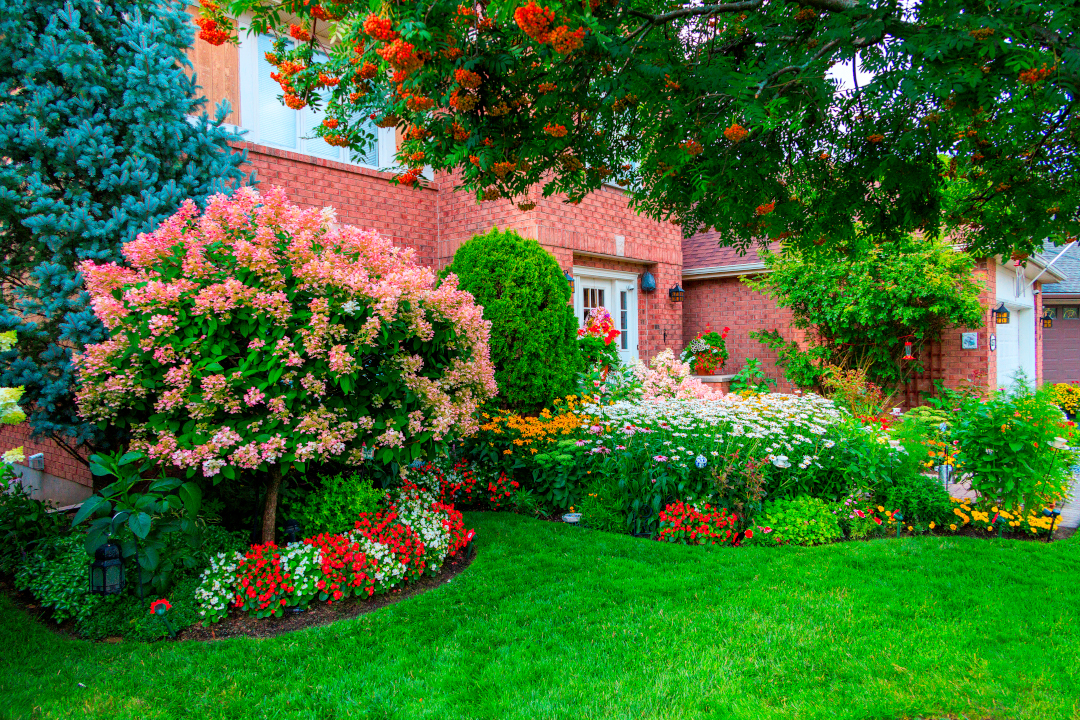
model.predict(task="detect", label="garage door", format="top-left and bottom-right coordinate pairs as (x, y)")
top-left (996, 315), bottom-right (1021, 389)
top-left (1044, 306), bottom-right (1080, 384)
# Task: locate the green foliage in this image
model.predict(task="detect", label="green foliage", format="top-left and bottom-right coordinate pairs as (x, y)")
top-left (951, 382), bottom-right (1077, 511)
top-left (76, 573), bottom-right (204, 642)
top-left (71, 452), bottom-right (204, 596)
top-left (746, 236), bottom-right (985, 389)
top-left (0, 0), bottom-right (248, 452)
top-left (749, 330), bottom-right (830, 390)
top-left (14, 533), bottom-right (100, 624)
top-left (871, 471), bottom-right (954, 528)
top-left (578, 476), bottom-right (628, 534)
top-left (728, 358), bottom-right (776, 394)
top-left (236, 0), bottom-right (1079, 258)
top-left (443, 228), bottom-right (581, 410)
top-left (754, 496), bottom-right (844, 547)
top-left (282, 472), bottom-right (387, 537)
top-left (0, 464), bottom-right (66, 573)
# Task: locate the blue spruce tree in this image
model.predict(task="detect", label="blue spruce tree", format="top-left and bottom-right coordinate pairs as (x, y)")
top-left (0, 0), bottom-right (250, 461)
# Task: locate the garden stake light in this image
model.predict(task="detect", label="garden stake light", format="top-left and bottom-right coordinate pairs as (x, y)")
top-left (894, 512), bottom-right (903, 539)
top-left (150, 599), bottom-right (176, 638)
top-left (1042, 509), bottom-right (1061, 543)
top-left (993, 514), bottom-right (1005, 538)
top-left (89, 540), bottom-right (124, 596)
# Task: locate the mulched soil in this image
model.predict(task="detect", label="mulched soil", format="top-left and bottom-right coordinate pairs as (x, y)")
top-left (0, 544), bottom-right (476, 643)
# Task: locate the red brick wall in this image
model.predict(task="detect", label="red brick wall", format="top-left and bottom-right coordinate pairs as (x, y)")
top-left (237, 142), bottom-right (440, 266)
top-left (681, 276), bottom-right (804, 391)
top-left (0, 423), bottom-right (92, 487)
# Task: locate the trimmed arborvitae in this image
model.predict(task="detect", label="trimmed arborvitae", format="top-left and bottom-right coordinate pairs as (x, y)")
top-left (444, 228), bottom-right (581, 411)
top-left (0, 0), bottom-right (249, 458)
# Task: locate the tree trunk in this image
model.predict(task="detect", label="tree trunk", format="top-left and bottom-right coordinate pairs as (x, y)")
top-left (261, 465), bottom-right (284, 544)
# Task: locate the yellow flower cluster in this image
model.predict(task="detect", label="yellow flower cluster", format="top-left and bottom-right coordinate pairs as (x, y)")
top-left (1051, 383), bottom-right (1080, 415)
top-left (921, 437), bottom-right (960, 470)
top-left (477, 396), bottom-right (597, 456)
top-left (949, 497), bottom-right (1059, 534)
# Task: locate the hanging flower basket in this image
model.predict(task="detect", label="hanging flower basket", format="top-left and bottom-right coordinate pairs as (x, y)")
top-left (681, 326), bottom-right (730, 375)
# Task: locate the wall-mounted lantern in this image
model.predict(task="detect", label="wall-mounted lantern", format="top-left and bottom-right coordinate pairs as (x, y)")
top-left (668, 284), bottom-right (685, 303)
top-left (564, 270), bottom-right (574, 293)
top-left (993, 302), bottom-right (1010, 325)
top-left (1042, 311), bottom-right (1053, 329)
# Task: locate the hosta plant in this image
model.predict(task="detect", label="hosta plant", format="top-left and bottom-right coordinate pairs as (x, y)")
top-left (75, 187), bottom-right (496, 541)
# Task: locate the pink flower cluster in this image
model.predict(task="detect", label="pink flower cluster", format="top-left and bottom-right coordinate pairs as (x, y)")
top-left (74, 187), bottom-right (497, 478)
top-left (634, 349), bottom-right (714, 400)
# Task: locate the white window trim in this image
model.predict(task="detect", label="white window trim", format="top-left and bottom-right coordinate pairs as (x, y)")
top-left (573, 265), bottom-right (639, 363)
top-left (236, 24), bottom-right (395, 170)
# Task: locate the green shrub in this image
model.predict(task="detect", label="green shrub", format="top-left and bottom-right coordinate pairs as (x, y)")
top-left (579, 477), bottom-right (628, 534)
top-left (873, 469), bottom-right (954, 527)
top-left (76, 574), bottom-right (204, 642)
top-left (442, 227), bottom-right (582, 410)
top-left (14, 533), bottom-right (100, 624)
top-left (753, 496), bottom-right (843, 546)
top-left (951, 382), bottom-right (1077, 511)
top-left (0, 464), bottom-right (66, 573)
top-left (283, 472), bottom-right (387, 537)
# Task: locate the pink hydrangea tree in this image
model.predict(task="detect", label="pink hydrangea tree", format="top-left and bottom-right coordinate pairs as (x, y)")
top-left (75, 187), bottom-right (496, 541)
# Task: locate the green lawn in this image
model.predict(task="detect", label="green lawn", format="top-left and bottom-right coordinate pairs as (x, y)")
top-left (2, 513), bottom-right (1079, 720)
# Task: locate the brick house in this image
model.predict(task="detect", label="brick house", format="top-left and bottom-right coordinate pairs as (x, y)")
top-left (3, 15), bottom-right (1071, 501)
top-left (680, 233), bottom-right (1068, 400)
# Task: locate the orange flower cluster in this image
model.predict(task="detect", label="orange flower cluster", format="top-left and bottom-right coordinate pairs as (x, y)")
top-left (450, 90), bottom-right (478, 112)
top-left (289, 24), bottom-right (311, 41)
top-left (514, 1), bottom-right (585, 53)
top-left (680, 139), bottom-right (703, 156)
top-left (455, 68), bottom-right (482, 89)
top-left (723, 123), bottom-right (748, 142)
top-left (537, 82), bottom-right (557, 94)
top-left (408, 151), bottom-right (426, 162)
top-left (866, 133), bottom-right (885, 143)
top-left (795, 7), bottom-right (817, 21)
top-left (194, 16), bottom-right (230, 46)
top-left (378, 39), bottom-right (423, 75)
top-left (317, 72), bottom-right (339, 87)
top-left (455, 4), bottom-right (476, 21)
top-left (404, 92), bottom-right (435, 111)
top-left (664, 74), bottom-right (680, 90)
top-left (356, 61), bottom-right (378, 80)
top-left (514, 1), bottom-right (555, 40)
top-left (1019, 64), bottom-right (1055, 85)
top-left (469, 155), bottom-right (481, 166)
top-left (363, 14), bottom-right (398, 42)
top-left (544, 123), bottom-right (568, 137)
top-left (755, 202), bottom-right (775, 216)
top-left (405, 126), bottom-right (430, 141)
top-left (394, 168), bottom-right (423, 185)
top-left (492, 161), bottom-right (516, 178)
top-left (968, 27), bottom-right (995, 40)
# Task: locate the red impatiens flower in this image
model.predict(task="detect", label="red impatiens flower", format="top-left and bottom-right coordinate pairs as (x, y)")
top-left (149, 599), bottom-right (172, 615)
top-left (744, 528), bottom-right (754, 539)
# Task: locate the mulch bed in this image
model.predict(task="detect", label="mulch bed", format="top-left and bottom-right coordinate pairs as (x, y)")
top-left (0, 544), bottom-right (476, 643)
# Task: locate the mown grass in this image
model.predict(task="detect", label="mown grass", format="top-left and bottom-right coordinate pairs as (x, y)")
top-left (2, 513), bottom-right (1079, 720)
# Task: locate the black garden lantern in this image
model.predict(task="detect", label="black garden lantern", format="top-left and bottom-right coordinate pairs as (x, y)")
top-left (1042, 311), bottom-right (1053, 329)
top-left (993, 302), bottom-right (1010, 325)
top-left (669, 284), bottom-right (685, 303)
top-left (564, 270), bottom-right (574, 293)
top-left (89, 540), bottom-right (125, 596)
top-left (284, 518), bottom-right (303, 545)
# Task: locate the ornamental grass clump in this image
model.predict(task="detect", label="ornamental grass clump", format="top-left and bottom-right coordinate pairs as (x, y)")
top-left (75, 187), bottom-right (496, 542)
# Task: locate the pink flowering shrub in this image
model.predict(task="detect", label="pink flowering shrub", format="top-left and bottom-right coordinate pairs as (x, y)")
top-left (75, 187), bottom-right (496, 539)
top-left (634, 349), bottom-right (714, 400)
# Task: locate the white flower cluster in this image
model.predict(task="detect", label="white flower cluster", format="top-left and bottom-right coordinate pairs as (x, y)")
top-left (394, 492), bottom-right (452, 574)
top-left (193, 550), bottom-right (245, 622)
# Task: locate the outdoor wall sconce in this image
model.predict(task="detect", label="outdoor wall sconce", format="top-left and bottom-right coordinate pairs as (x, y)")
top-left (89, 540), bottom-right (125, 596)
top-left (640, 271), bottom-right (656, 294)
top-left (669, 284), bottom-right (685, 303)
top-left (564, 270), bottom-right (574, 293)
top-left (1042, 311), bottom-right (1053, 329)
top-left (993, 302), bottom-right (1010, 325)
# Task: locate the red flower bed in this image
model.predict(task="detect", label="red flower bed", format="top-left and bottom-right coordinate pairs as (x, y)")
top-left (657, 501), bottom-right (740, 546)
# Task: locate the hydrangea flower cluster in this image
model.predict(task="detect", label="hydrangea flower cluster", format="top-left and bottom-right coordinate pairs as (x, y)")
top-left (632, 350), bottom-right (714, 400)
top-left (74, 188), bottom-right (497, 480)
top-left (194, 488), bottom-right (472, 622)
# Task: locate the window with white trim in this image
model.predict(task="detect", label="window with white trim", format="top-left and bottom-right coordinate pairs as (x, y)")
top-left (238, 33), bottom-right (392, 168)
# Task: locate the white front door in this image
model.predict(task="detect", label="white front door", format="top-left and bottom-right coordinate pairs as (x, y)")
top-left (573, 268), bottom-right (638, 365)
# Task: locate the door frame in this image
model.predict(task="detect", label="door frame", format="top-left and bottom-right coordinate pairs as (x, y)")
top-left (572, 265), bottom-right (639, 364)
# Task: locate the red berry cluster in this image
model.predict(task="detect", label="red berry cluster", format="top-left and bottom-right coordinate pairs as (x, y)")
top-left (657, 501), bottom-right (740, 546)
top-left (363, 14), bottom-right (399, 42)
